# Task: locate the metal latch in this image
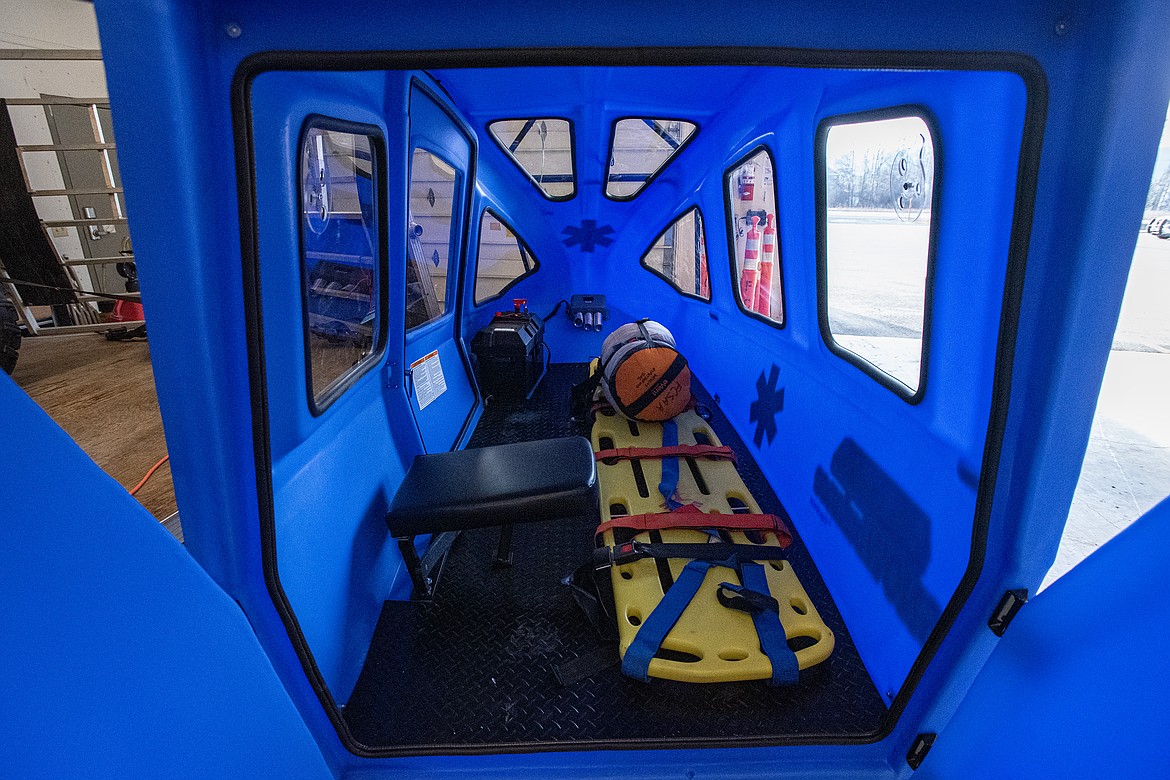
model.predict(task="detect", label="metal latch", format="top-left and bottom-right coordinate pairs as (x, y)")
top-left (988, 588), bottom-right (1029, 637)
top-left (906, 732), bottom-right (937, 770)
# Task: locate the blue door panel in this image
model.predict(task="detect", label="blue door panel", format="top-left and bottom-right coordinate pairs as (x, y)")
top-left (0, 375), bottom-right (331, 779)
top-left (921, 497), bottom-right (1170, 778)
top-left (406, 323), bottom-right (480, 451)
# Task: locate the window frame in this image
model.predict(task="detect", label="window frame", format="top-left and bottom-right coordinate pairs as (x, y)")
top-left (722, 144), bottom-right (786, 328)
top-left (405, 145), bottom-right (462, 332)
top-left (814, 105), bottom-right (942, 403)
top-left (486, 117), bottom-right (578, 202)
top-left (473, 207), bottom-right (541, 306)
top-left (296, 115), bottom-right (389, 416)
top-left (640, 205), bottom-right (711, 302)
top-left (604, 116), bottom-right (700, 202)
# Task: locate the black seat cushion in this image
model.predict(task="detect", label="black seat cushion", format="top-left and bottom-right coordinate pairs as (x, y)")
top-left (387, 436), bottom-right (599, 538)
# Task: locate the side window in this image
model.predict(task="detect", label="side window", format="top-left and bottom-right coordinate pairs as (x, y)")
top-left (474, 210), bottom-right (539, 305)
top-left (820, 113), bottom-right (936, 396)
top-left (406, 149), bottom-right (456, 330)
top-left (641, 207), bottom-right (710, 301)
top-left (726, 148), bottom-right (783, 324)
top-left (300, 122), bottom-right (382, 409)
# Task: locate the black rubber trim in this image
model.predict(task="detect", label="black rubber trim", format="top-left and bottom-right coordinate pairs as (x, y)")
top-left (814, 105), bottom-right (942, 403)
top-left (472, 206), bottom-right (541, 307)
top-left (723, 144), bottom-right (787, 328)
top-left (232, 46), bottom-right (1048, 759)
top-left (639, 205), bottom-right (712, 302)
top-left (882, 68), bottom-right (1047, 740)
top-left (297, 115), bottom-right (390, 417)
top-left (485, 116), bottom-right (578, 201)
top-left (603, 115), bottom-right (700, 202)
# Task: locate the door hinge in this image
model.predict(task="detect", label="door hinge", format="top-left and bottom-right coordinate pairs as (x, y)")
top-left (906, 732), bottom-right (937, 770)
top-left (988, 588), bottom-right (1029, 637)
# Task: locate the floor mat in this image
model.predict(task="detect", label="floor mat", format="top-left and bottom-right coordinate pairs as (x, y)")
top-left (343, 364), bottom-right (887, 751)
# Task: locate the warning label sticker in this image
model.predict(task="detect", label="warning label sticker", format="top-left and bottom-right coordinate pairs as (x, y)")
top-left (411, 350), bottom-right (447, 411)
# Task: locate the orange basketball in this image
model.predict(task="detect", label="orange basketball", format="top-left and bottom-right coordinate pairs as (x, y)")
top-left (600, 321), bottom-right (692, 421)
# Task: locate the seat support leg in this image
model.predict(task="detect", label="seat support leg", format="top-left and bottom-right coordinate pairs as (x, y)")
top-left (397, 536), bottom-right (433, 598)
top-left (494, 524), bottom-right (515, 567)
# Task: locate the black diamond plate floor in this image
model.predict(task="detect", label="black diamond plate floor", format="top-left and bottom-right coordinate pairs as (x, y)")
top-left (343, 364), bottom-right (887, 752)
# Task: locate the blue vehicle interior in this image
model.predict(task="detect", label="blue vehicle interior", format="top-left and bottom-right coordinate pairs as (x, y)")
top-left (4, 0), bottom-right (1170, 777)
top-left (238, 58), bottom-right (1034, 751)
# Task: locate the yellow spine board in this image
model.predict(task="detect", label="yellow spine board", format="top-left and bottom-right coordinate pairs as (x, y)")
top-left (591, 408), bottom-right (834, 683)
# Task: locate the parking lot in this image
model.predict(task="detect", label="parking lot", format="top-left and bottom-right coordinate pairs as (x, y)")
top-left (828, 212), bottom-right (1169, 586)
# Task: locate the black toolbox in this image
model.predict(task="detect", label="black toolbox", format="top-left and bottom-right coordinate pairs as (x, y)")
top-left (470, 301), bottom-right (546, 400)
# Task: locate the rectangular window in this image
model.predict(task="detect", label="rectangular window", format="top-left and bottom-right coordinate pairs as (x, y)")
top-left (474, 209), bottom-right (539, 304)
top-left (726, 148), bottom-right (783, 324)
top-left (820, 112), bottom-right (936, 396)
top-left (406, 149), bottom-right (457, 330)
top-left (642, 207), bottom-right (710, 300)
top-left (300, 123), bottom-right (382, 408)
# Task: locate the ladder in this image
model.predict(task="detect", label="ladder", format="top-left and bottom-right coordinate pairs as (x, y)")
top-left (1, 96), bottom-right (141, 336)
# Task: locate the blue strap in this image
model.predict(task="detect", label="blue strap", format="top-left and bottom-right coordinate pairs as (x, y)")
top-left (658, 420), bottom-right (682, 510)
top-left (621, 559), bottom-right (712, 682)
top-left (620, 558), bottom-right (800, 686)
top-left (739, 562), bottom-right (799, 685)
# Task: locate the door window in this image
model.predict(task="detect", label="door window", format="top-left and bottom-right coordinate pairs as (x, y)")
top-left (821, 113), bottom-right (936, 395)
top-left (406, 149), bottom-right (457, 330)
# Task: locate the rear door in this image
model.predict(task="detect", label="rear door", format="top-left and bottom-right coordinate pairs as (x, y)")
top-left (403, 80), bottom-right (480, 453)
top-left (919, 496), bottom-right (1170, 778)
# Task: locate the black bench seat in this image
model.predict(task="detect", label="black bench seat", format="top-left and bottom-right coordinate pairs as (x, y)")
top-left (387, 436), bottom-right (599, 595)
top-left (388, 436), bottom-right (598, 537)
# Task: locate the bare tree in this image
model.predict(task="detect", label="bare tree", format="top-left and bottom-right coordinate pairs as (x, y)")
top-left (828, 151), bottom-right (857, 207)
top-left (1146, 165), bottom-right (1170, 212)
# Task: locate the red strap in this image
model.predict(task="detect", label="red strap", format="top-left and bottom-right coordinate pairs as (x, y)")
top-left (596, 509), bottom-right (792, 549)
top-left (594, 444), bottom-right (737, 463)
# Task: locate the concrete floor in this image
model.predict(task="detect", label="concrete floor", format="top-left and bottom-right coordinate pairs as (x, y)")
top-left (828, 213), bottom-right (1170, 588)
top-left (1042, 233), bottom-right (1170, 587)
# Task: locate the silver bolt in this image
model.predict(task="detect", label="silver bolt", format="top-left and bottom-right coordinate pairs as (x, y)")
top-left (225, 22), bottom-right (242, 39)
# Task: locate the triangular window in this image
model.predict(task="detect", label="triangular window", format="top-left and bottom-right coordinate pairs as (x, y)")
top-left (641, 207), bottom-right (710, 301)
top-left (606, 118), bottom-right (697, 199)
top-left (475, 210), bottom-right (539, 305)
top-left (487, 118), bottom-right (575, 200)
